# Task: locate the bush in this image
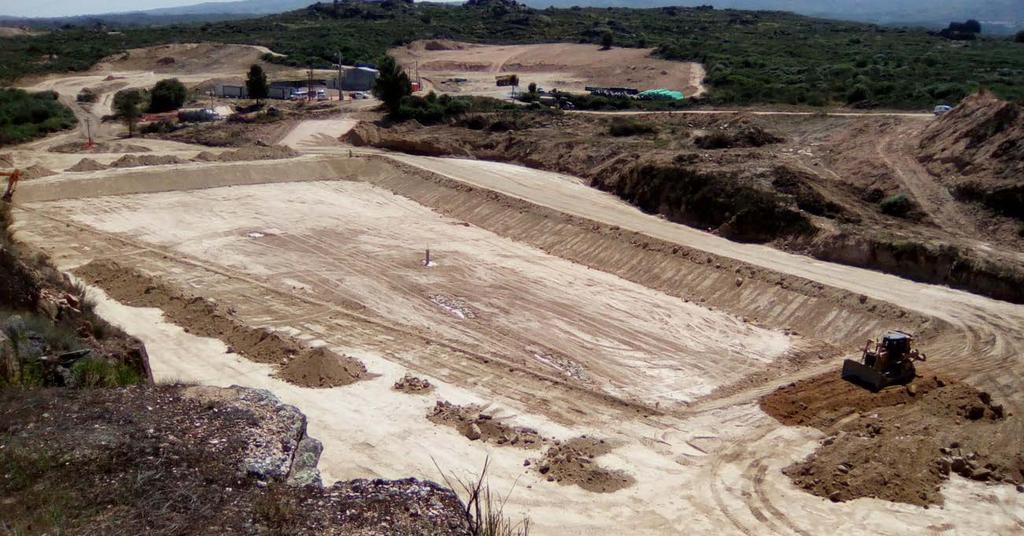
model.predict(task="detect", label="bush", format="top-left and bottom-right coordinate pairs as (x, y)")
top-left (879, 193), bottom-right (913, 217)
top-left (149, 78), bottom-right (187, 113)
top-left (70, 358), bottom-right (142, 388)
top-left (0, 88), bottom-right (77, 146)
top-left (76, 88), bottom-right (98, 103)
top-left (608, 118), bottom-right (656, 136)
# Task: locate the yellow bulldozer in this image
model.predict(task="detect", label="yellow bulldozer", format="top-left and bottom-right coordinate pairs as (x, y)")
top-left (842, 330), bottom-right (926, 391)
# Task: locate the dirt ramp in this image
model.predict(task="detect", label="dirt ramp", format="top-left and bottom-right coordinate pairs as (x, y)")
top-left (762, 372), bottom-right (1022, 506)
top-left (278, 346), bottom-right (365, 388)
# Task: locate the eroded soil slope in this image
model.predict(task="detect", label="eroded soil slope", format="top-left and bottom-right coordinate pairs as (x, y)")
top-left (346, 107), bottom-right (1024, 302)
top-left (918, 91), bottom-right (1024, 222)
top-left (761, 373), bottom-right (1023, 506)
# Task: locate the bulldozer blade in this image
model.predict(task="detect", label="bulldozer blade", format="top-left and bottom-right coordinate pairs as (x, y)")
top-left (842, 359), bottom-right (886, 391)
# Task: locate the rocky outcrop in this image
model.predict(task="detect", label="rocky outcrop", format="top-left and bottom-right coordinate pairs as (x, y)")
top-left (0, 384), bottom-right (471, 535)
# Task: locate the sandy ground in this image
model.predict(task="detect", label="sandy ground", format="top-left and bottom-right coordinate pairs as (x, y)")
top-left (391, 40), bottom-right (705, 98)
top-left (10, 152), bottom-right (1024, 534)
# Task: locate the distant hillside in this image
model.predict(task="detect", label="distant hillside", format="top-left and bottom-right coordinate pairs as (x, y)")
top-left (2, 2), bottom-right (1023, 108)
top-left (0, 0), bottom-right (311, 27)
top-left (523, 1), bottom-right (1024, 33)
top-left (141, 0), bottom-right (311, 17)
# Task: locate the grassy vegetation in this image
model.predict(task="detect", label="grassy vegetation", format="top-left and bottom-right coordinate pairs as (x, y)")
top-left (0, 88), bottom-right (77, 146)
top-left (396, 93), bottom-right (519, 124)
top-left (1, 3), bottom-right (1023, 108)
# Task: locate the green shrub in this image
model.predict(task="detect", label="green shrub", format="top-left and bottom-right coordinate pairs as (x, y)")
top-left (0, 88), bottom-right (77, 146)
top-left (879, 193), bottom-right (913, 217)
top-left (608, 118), bottom-right (655, 136)
top-left (148, 78), bottom-right (187, 113)
top-left (70, 358), bottom-right (142, 388)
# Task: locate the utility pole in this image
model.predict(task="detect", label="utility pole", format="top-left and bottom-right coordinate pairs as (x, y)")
top-left (307, 66), bottom-right (314, 102)
top-left (342, 50), bottom-right (350, 106)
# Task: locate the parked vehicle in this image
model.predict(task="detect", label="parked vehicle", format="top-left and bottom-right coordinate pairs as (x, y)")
top-left (933, 104), bottom-right (953, 116)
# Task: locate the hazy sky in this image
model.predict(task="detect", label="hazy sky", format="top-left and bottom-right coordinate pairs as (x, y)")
top-left (3, 0), bottom-right (210, 17)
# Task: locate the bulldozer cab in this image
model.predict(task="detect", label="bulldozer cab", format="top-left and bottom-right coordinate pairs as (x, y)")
top-left (881, 331), bottom-right (912, 356)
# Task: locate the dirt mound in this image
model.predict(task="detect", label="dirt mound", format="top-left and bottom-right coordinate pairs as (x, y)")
top-left (109, 154), bottom-right (186, 168)
top-left (277, 346), bottom-right (365, 388)
top-left (694, 122), bottom-right (783, 149)
top-left (762, 372), bottom-right (1022, 506)
top-left (67, 158), bottom-right (108, 172)
top-left (193, 145), bottom-right (299, 163)
top-left (427, 401), bottom-right (544, 448)
top-left (393, 374), bottom-right (433, 394)
top-left (531, 436), bottom-right (634, 493)
top-left (75, 260), bottom-right (365, 386)
top-left (919, 91), bottom-right (1023, 184)
top-left (21, 165), bottom-right (56, 180)
top-left (918, 91), bottom-right (1024, 220)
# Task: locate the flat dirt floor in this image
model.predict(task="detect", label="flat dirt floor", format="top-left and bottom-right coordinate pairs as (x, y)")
top-left (390, 40), bottom-right (706, 98)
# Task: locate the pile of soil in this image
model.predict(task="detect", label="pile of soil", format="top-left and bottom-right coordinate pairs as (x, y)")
top-left (277, 346), bottom-right (365, 388)
top-left (762, 372), bottom-right (1023, 506)
top-left (427, 401), bottom-right (544, 448)
top-left (75, 260), bottom-right (364, 385)
top-left (66, 158), bottom-right (108, 172)
top-left (394, 374), bottom-right (433, 394)
top-left (193, 145), bottom-right (299, 163)
top-left (918, 91), bottom-right (1024, 220)
top-left (531, 436), bottom-right (635, 493)
top-left (108, 154), bottom-right (186, 168)
top-left (21, 165), bottom-right (56, 180)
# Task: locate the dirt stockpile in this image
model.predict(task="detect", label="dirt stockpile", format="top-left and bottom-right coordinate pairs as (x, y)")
top-left (394, 374), bottom-right (434, 394)
top-left (0, 385), bottom-right (470, 535)
top-left (531, 436), bottom-right (635, 493)
top-left (277, 346), bottom-right (366, 388)
top-left (67, 158), bottom-right (108, 172)
top-left (762, 372), bottom-right (1023, 506)
top-left (918, 92), bottom-right (1024, 220)
top-left (109, 154), bottom-right (186, 168)
top-left (193, 145), bottom-right (299, 163)
top-left (19, 165), bottom-right (56, 180)
top-left (428, 401), bottom-right (544, 448)
top-left (74, 260), bottom-right (365, 385)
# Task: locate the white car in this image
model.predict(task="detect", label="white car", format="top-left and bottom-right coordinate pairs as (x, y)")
top-left (933, 105), bottom-right (953, 116)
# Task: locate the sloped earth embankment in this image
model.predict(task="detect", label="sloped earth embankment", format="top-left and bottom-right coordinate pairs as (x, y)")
top-left (0, 384), bottom-right (469, 535)
top-left (761, 372), bottom-right (1024, 506)
top-left (75, 259), bottom-right (366, 388)
top-left (918, 91), bottom-right (1024, 222)
top-left (346, 118), bottom-right (1024, 303)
